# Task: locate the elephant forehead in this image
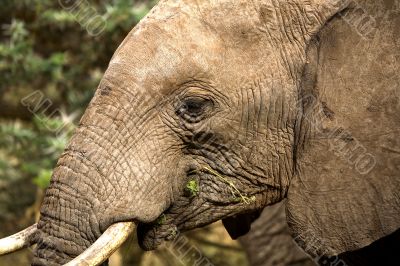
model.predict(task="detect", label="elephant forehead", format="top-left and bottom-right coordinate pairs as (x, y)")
top-left (105, 15), bottom-right (224, 94)
top-left (102, 0), bottom-right (282, 101)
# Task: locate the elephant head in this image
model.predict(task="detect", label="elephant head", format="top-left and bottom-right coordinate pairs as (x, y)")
top-left (1, 0), bottom-right (399, 265)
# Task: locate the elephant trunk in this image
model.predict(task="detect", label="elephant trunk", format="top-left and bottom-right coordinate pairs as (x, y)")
top-left (28, 82), bottom-right (169, 264)
top-left (31, 155), bottom-right (104, 265)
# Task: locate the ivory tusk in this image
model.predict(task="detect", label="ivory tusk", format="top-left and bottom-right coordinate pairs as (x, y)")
top-left (64, 221), bottom-right (135, 266)
top-left (0, 223), bottom-right (37, 255)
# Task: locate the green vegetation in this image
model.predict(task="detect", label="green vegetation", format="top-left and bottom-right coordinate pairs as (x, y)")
top-left (0, 0), bottom-right (157, 190)
top-left (185, 179), bottom-right (199, 197)
top-left (166, 227), bottom-right (179, 240)
top-left (0, 116), bottom-right (74, 189)
top-left (199, 166), bottom-right (256, 204)
top-left (156, 214), bottom-right (166, 226)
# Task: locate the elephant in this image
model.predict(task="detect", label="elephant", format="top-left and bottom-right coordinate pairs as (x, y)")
top-left (239, 201), bottom-right (315, 266)
top-left (0, 0), bottom-right (399, 265)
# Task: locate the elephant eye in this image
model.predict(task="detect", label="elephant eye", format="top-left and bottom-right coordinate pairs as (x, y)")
top-left (175, 96), bottom-right (214, 123)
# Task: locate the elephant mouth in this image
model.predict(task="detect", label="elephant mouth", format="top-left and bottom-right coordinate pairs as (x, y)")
top-left (137, 213), bottom-right (179, 250)
top-left (136, 166), bottom-right (260, 250)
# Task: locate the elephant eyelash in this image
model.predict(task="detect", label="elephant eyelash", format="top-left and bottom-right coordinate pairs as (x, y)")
top-left (175, 96), bottom-right (214, 123)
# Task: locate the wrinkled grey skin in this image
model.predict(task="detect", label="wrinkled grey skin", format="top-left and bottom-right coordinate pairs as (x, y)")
top-left (31, 0), bottom-right (399, 265)
top-left (239, 202), bottom-right (315, 266)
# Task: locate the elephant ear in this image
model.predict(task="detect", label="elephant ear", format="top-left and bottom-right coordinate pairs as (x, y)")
top-left (286, 0), bottom-right (400, 260)
top-left (222, 210), bottom-right (263, 239)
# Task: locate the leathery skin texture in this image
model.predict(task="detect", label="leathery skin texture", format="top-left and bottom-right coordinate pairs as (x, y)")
top-left (29, 0), bottom-right (399, 265)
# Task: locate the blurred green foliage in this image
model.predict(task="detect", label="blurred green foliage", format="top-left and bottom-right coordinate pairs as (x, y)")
top-left (0, 116), bottom-right (72, 188)
top-left (0, 0), bottom-right (157, 189)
